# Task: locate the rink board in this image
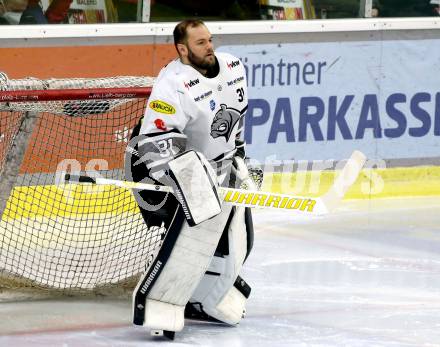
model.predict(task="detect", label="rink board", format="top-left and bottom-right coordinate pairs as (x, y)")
top-left (264, 165), bottom-right (440, 199)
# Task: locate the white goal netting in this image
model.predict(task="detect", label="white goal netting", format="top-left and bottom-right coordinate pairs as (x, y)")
top-left (0, 73), bottom-right (165, 298)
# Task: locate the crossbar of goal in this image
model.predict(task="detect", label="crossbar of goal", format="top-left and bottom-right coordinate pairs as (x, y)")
top-left (0, 87), bottom-right (153, 102)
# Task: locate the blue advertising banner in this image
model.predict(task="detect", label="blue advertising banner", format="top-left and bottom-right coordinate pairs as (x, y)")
top-left (219, 39), bottom-right (440, 162)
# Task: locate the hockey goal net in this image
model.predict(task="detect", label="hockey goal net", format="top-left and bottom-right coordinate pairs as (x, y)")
top-left (0, 73), bottom-right (164, 299)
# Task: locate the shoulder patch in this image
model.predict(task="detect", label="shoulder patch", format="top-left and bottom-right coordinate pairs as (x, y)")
top-left (149, 100), bottom-right (176, 115)
top-left (226, 59), bottom-right (241, 70)
top-left (154, 118), bottom-right (167, 131)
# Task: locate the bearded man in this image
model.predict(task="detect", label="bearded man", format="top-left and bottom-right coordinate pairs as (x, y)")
top-left (127, 20), bottom-right (255, 339)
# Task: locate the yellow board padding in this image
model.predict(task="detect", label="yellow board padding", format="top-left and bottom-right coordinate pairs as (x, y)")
top-left (263, 166), bottom-right (440, 199)
top-left (2, 184), bottom-right (139, 220)
top-left (2, 166), bottom-right (440, 220)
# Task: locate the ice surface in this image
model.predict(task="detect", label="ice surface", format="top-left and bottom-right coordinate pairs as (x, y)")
top-left (1, 197), bottom-right (440, 347)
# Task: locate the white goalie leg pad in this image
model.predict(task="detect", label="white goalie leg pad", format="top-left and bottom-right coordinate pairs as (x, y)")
top-left (144, 299), bottom-right (185, 332)
top-left (136, 205), bottom-right (233, 333)
top-left (188, 206), bottom-right (249, 325)
top-left (167, 150), bottom-right (221, 226)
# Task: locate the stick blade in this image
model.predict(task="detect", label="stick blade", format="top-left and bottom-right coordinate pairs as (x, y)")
top-left (321, 150), bottom-right (367, 211)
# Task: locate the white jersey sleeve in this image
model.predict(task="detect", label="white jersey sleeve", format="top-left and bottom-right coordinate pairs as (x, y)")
top-left (139, 60), bottom-right (190, 135)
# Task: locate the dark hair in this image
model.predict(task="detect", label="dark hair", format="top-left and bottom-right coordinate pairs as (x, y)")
top-left (173, 19), bottom-right (205, 52)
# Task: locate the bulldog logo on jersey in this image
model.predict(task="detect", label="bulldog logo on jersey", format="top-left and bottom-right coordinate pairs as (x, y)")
top-left (210, 104), bottom-right (243, 142)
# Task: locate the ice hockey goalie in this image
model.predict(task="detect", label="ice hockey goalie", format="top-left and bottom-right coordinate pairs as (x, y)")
top-left (124, 19), bottom-right (256, 340)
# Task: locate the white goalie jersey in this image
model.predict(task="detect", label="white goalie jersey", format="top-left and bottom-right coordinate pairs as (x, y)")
top-left (139, 52), bottom-right (248, 162)
top-left (130, 51), bottom-right (255, 335)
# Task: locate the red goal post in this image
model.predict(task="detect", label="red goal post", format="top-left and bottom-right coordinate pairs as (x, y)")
top-left (0, 72), bottom-right (153, 112)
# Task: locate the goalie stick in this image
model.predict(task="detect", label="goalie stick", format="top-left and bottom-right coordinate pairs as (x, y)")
top-left (64, 150), bottom-right (366, 216)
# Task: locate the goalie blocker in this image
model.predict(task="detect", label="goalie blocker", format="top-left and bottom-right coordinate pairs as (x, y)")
top-left (127, 128), bottom-right (254, 337)
top-left (167, 151), bottom-right (221, 226)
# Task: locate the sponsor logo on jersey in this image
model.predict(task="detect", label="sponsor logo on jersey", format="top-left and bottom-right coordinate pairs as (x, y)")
top-left (184, 78), bottom-right (199, 90)
top-left (227, 60), bottom-right (240, 69)
top-left (194, 90), bottom-right (213, 102)
top-left (226, 76), bottom-right (245, 87)
top-left (149, 100), bottom-right (176, 115)
top-left (209, 99), bottom-right (216, 111)
top-left (210, 104), bottom-right (243, 141)
top-left (154, 118), bottom-right (167, 131)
